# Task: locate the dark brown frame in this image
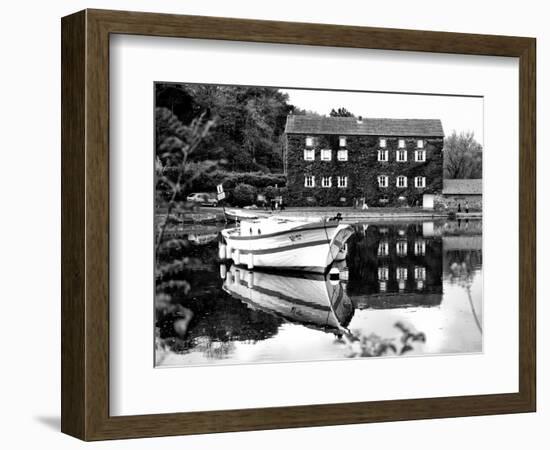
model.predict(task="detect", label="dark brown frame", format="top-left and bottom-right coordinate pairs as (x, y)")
top-left (61, 9), bottom-right (536, 441)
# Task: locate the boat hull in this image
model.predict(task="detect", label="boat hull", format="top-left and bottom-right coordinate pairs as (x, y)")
top-left (221, 220), bottom-right (353, 272)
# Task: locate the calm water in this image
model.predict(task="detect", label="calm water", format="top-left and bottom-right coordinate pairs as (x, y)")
top-left (155, 219), bottom-right (482, 367)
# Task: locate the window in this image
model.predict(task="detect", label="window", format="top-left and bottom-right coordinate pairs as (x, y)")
top-left (414, 176), bottom-right (426, 188)
top-left (303, 148), bottom-right (315, 161)
top-left (339, 136), bottom-right (347, 147)
top-left (396, 149), bottom-right (407, 161)
top-left (378, 241), bottom-right (389, 256)
top-left (378, 149), bottom-right (388, 161)
top-left (305, 136), bottom-right (314, 147)
top-left (378, 175), bottom-right (389, 188)
top-left (396, 240), bottom-right (408, 256)
top-left (337, 149), bottom-right (348, 161)
top-left (396, 267), bottom-right (408, 280)
top-left (379, 138), bottom-right (387, 148)
top-left (320, 149), bottom-right (332, 161)
top-left (398, 138), bottom-right (406, 148)
top-left (414, 240), bottom-right (426, 256)
top-left (321, 176), bottom-right (332, 188)
top-left (396, 176), bottom-right (407, 188)
top-left (417, 139), bottom-right (424, 148)
top-left (415, 149), bottom-right (426, 162)
top-left (304, 175), bottom-right (315, 187)
top-left (378, 266), bottom-right (389, 281)
top-left (414, 266), bottom-right (426, 280)
top-left (337, 176), bottom-right (348, 188)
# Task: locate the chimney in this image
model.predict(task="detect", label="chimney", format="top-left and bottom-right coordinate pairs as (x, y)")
top-left (357, 115), bottom-right (363, 124)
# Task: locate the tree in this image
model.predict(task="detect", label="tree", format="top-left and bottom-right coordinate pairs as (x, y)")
top-left (330, 107), bottom-right (355, 117)
top-left (443, 131), bottom-right (483, 179)
top-left (232, 183), bottom-right (257, 207)
top-left (155, 83), bottom-right (293, 173)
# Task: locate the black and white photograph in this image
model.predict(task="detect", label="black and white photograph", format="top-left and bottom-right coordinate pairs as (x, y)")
top-left (154, 83), bottom-right (484, 367)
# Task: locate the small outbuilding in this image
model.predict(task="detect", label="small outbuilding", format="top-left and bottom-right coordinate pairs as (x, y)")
top-left (441, 179), bottom-right (482, 211)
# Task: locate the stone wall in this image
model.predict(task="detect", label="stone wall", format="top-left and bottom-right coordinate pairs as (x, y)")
top-left (436, 194), bottom-right (483, 211)
top-left (285, 134), bottom-right (443, 207)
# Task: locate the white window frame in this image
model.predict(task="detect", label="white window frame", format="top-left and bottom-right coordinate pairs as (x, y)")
top-left (415, 149), bottom-right (426, 162)
top-left (305, 136), bottom-right (314, 147)
top-left (303, 148), bottom-right (315, 161)
top-left (378, 266), bottom-right (389, 281)
top-left (396, 175), bottom-right (408, 188)
top-left (320, 149), bottom-right (332, 161)
top-left (414, 176), bottom-right (426, 188)
top-left (417, 139), bottom-right (424, 148)
top-left (396, 241), bottom-right (408, 256)
top-left (339, 136), bottom-right (347, 147)
top-left (321, 176), bottom-right (332, 188)
top-left (379, 138), bottom-right (387, 148)
top-left (378, 241), bottom-right (389, 256)
top-left (414, 266), bottom-right (426, 280)
top-left (304, 175), bottom-right (315, 188)
top-left (414, 240), bottom-right (426, 256)
top-left (337, 149), bottom-right (348, 161)
top-left (337, 176), bottom-right (348, 188)
top-left (378, 175), bottom-right (389, 188)
top-left (396, 266), bottom-right (408, 280)
top-left (398, 138), bottom-right (406, 149)
top-left (396, 149), bottom-right (408, 162)
top-left (378, 149), bottom-right (388, 162)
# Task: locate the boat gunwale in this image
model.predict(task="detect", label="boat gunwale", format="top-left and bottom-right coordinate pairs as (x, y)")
top-left (221, 220), bottom-right (340, 241)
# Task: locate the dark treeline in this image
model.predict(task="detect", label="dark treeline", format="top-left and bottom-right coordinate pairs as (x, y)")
top-left (156, 83), bottom-right (294, 174)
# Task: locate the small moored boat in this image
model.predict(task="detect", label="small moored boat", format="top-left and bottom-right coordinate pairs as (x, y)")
top-left (219, 216), bottom-right (353, 273)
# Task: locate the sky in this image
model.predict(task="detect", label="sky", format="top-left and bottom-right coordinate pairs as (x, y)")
top-left (280, 88), bottom-right (484, 145)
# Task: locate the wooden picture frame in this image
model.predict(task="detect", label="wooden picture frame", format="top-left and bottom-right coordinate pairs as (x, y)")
top-left (61, 8), bottom-right (536, 441)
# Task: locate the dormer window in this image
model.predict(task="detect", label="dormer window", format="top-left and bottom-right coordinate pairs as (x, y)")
top-left (305, 136), bottom-right (314, 147)
top-left (339, 136), bottom-right (347, 147)
top-left (398, 138), bottom-right (406, 148)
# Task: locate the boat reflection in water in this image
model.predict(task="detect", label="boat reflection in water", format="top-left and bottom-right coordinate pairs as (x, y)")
top-left (156, 220), bottom-right (483, 366)
top-left (221, 264), bottom-right (354, 338)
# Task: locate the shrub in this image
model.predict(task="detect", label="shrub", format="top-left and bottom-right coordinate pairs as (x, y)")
top-left (232, 183), bottom-right (257, 207)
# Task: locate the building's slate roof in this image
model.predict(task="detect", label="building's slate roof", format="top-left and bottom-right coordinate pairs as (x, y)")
top-left (442, 179), bottom-right (483, 195)
top-left (284, 115), bottom-right (445, 137)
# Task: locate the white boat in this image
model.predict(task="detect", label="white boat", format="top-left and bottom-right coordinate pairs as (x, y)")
top-left (222, 265), bottom-right (354, 335)
top-left (219, 216), bottom-right (353, 273)
top-left (224, 208), bottom-right (269, 222)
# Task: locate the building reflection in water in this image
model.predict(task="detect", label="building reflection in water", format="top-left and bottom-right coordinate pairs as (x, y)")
top-left (346, 222), bottom-right (443, 310)
top-left (156, 220), bottom-right (483, 366)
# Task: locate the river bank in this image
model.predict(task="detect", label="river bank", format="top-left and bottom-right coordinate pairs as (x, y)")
top-left (156, 206), bottom-right (483, 224)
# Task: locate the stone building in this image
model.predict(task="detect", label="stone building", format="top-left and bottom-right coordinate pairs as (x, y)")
top-left (283, 115), bottom-right (444, 207)
top-left (440, 179), bottom-right (483, 211)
